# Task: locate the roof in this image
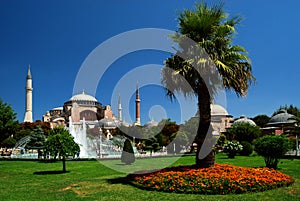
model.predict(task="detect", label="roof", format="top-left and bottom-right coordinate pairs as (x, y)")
top-left (144, 119), bottom-right (158, 128)
top-left (233, 115), bottom-right (256, 126)
top-left (51, 107), bottom-right (63, 111)
top-left (69, 91), bottom-right (98, 102)
top-left (211, 104), bottom-right (229, 116)
top-left (99, 118), bottom-right (118, 129)
top-left (26, 65), bottom-right (32, 79)
top-left (268, 110), bottom-right (296, 125)
top-left (195, 104), bottom-right (230, 117)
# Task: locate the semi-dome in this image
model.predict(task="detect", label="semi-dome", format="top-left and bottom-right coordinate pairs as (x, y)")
top-left (233, 115), bottom-right (256, 126)
top-left (268, 110), bottom-right (296, 125)
top-left (69, 91), bottom-right (98, 102)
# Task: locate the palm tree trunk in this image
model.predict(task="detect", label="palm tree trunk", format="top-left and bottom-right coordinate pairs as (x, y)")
top-left (195, 84), bottom-right (215, 168)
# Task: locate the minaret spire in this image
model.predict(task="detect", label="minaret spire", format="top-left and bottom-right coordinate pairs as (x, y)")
top-left (135, 81), bottom-right (141, 126)
top-left (24, 65), bottom-right (33, 122)
top-left (118, 94), bottom-right (122, 121)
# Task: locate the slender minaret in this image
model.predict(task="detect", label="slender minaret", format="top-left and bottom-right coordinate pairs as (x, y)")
top-left (118, 95), bottom-right (122, 121)
top-left (24, 65), bottom-right (33, 122)
top-left (134, 82), bottom-right (141, 126)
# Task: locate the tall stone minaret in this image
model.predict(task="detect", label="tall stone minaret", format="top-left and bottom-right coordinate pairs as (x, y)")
top-left (24, 65), bottom-right (33, 122)
top-left (134, 82), bottom-right (141, 126)
top-left (118, 95), bottom-right (122, 122)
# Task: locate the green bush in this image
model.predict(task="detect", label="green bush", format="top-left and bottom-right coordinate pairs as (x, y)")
top-left (121, 139), bottom-right (135, 165)
top-left (254, 135), bottom-right (293, 169)
top-left (239, 141), bottom-right (253, 156)
top-left (216, 133), bottom-right (227, 147)
top-left (223, 141), bottom-right (243, 158)
top-left (228, 122), bottom-right (260, 143)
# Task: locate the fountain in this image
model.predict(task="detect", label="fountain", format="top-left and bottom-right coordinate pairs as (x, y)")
top-left (69, 117), bottom-right (123, 159)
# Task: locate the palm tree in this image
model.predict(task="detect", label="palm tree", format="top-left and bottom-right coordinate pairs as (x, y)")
top-left (162, 2), bottom-right (255, 168)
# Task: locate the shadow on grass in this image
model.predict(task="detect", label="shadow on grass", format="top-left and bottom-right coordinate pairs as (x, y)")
top-left (33, 170), bottom-right (70, 175)
top-left (37, 160), bottom-right (58, 163)
top-left (107, 176), bottom-right (130, 185)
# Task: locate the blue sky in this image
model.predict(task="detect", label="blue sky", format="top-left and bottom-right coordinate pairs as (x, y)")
top-left (0, 0), bottom-right (299, 125)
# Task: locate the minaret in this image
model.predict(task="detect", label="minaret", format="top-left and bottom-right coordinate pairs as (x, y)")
top-left (118, 95), bottom-right (122, 121)
top-left (135, 82), bottom-right (141, 126)
top-left (24, 65), bottom-right (33, 122)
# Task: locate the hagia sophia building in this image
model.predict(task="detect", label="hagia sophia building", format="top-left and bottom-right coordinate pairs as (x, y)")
top-left (23, 66), bottom-right (234, 133)
top-left (23, 66), bottom-right (141, 129)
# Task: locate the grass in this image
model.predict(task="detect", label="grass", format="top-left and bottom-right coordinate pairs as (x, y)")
top-left (0, 153), bottom-right (299, 201)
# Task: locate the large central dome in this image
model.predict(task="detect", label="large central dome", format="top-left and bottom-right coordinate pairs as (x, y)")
top-left (64, 90), bottom-right (101, 108)
top-left (69, 91), bottom-right (98, 102)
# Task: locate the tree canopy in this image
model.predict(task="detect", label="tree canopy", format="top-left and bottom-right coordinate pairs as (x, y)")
top-left (251, 114), bottom-right (270, 128)
top-left (0, 99), bottom-right (19, 146)
top-left (162, 2), bottom-right (254, 168)
top-left (44, 127), bottom-right (80, 172)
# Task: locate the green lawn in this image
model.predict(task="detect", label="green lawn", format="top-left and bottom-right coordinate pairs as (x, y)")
top-left (0, 153), bottom-right (299, 201)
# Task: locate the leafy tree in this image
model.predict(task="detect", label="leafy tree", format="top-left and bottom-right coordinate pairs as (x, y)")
top-left (228, 122), bottom-right (260, 143)
top-left (19, 121), bottom-right (51, 136)
top-left (13, 129), bottom-right (31, 142)
top-left (251, 114), bottom-right (270, 128)
top-left (121, 139), bottom-right (135, 165)
top-left (144, 137), bottom-right (161, 157)
top-left (162, 2), bottom-right (254, 167)
top-left (216, 133), bottom-right (227, 147)
top-left (254, 135), bottom-right (293, 169)
top-left (44, 127), bottom-right (80, 172)
top-left (182, 117), bottom-right (199, 144)
top-left (0, 99), bottom-right (19, 146)
top-left (1, 136), bottom-right (16, 148)
top-left (26, 126), bottom-right (46, 159)
top-left (168, 130), bottom-right (189, 154)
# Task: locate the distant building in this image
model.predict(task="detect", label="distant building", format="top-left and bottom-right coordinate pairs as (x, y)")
top-left (42, 84), bottom-right (141, 129)
top-left (195, 104), bottom-right (233, 133)
top-left (232, 115), bottom-right (256, 126)
top-left (261, 109), bottom-right (296, 135)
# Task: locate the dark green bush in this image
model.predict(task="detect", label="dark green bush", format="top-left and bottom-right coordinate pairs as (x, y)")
top-left (239, 141), bottom-right (253, 156)
top-left (254, 135), bottom-right (293, 169)
top-left (228, 122), bottom-right (261, 143)
top-left (121, 139), bottom-right (135, 165)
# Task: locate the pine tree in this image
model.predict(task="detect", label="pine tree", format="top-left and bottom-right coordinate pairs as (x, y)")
top-left (121, 139), bottom-right (135, 165)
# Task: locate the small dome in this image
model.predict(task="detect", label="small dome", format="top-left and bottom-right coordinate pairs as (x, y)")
top-left (51, 107), bottom-right (63, 111)
top-left (195, 104), bottom-right (229, 117)
top-left (144, 119), bottom-right (158, 128)
top-left (69, 91), bottom-right (98, 102)
top-left (268, 110), bottom-right (296, 125)
top-left (99, 118), bottom-right (118, 129)
top-left (211, 104), bottom-right (229, 116)
top-left (233, 115), bottom-right (256, 126)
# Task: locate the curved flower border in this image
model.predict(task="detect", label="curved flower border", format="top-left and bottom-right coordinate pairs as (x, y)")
top-left (128, 164), bottom-right (294, 194)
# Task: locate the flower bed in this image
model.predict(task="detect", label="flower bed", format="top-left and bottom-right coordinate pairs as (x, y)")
top-left (128, 164), bottom-right (294, 194)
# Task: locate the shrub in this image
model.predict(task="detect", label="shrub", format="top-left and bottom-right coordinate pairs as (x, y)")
top-left (121, 139), bottom-right (135, 165)
top-left (223, 141), bottom-right (243, 158)
top-left (228, 122), bottom-right (260, 143)
top-left (254, 135), bottom-right (293, 169)
top-left (216, 133), bottom-right (227, 147)
top-left (239, 141), bottom-right (253, 156)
